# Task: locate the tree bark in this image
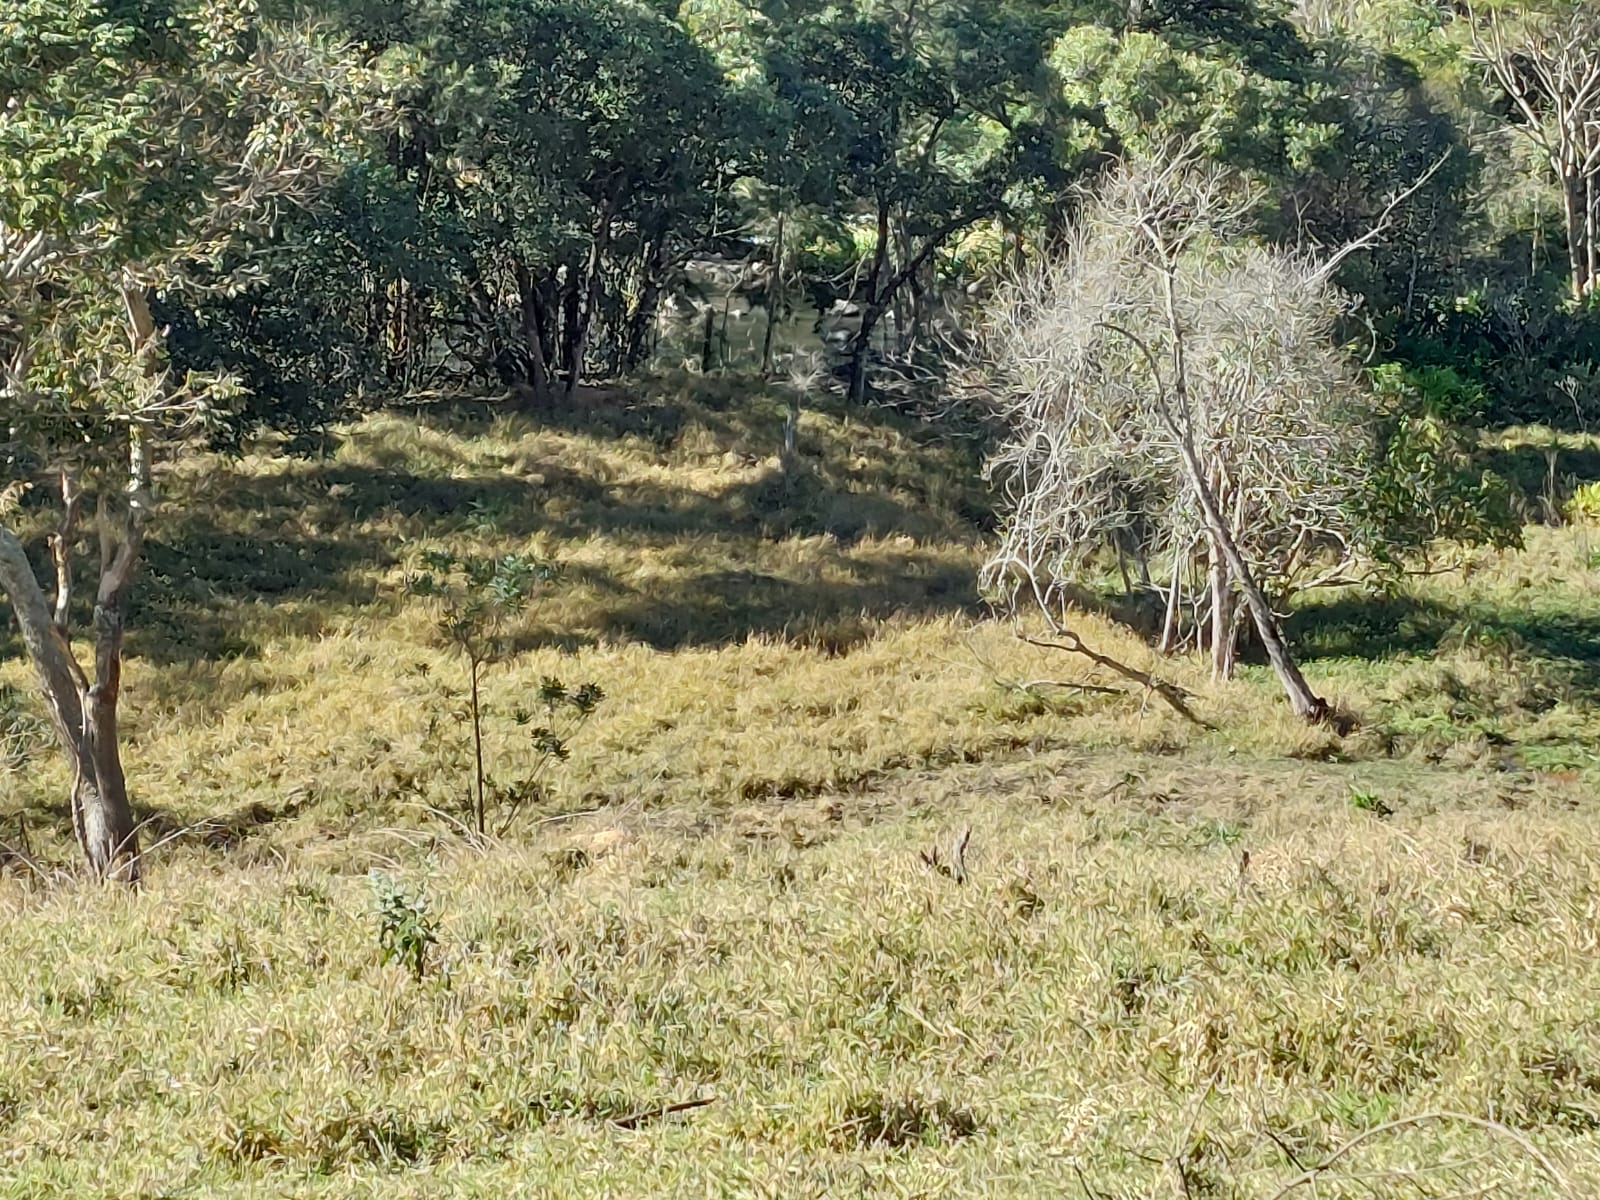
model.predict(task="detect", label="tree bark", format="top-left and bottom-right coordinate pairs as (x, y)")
top-left (513, 260), bottom-right (554, 408)
top-left (0, 528), bottom-right (141, 882)
top-left (1209, 548), bottom-right (1237, 682)
top-left (848, 195), bottom-right (894, 405)
top-left (761, 212), bottom-right (785, 378)
top-left (625, 232), bottom-right (671, 373)
top-left (564, 195), bottom-right (618, 403)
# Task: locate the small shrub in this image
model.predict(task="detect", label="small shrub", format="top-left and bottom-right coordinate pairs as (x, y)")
top-left (1355, 384), bottom-right (1521, 563)
top-left (406, 549), bottom-right (606, 835)
top-left (1348, 788), bottom-right (1394, 818)
top-left (370, 872), bottom-right (437, 981)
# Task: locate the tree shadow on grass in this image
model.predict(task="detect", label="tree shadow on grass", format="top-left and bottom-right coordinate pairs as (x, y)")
top-left (530, 555), bottom-right (980, 654)
top-left (1288, 592), bottom-right (1600, 696)
top-left (120, 456), bottom-right (983, 662)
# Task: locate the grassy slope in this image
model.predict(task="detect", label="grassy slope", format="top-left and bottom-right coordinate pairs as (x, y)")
top-left (4, 376), bottom-right (1600, 1196)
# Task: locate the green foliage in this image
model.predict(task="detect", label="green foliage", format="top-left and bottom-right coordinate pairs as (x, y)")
top-left (406, 548), bottom-right (604, 835)
top-left (369, 871), bottom-right (437, 981)
top-left (1370, 362), bottom-right (1489, 424)
top-left (1565, 481), bottom-right (1600, 523)
top-left (1347, 787), bottom-right (1394, 817)
top-left (1355, 365), bottom-right (1522, 561)
top-left (1050, 22), bottom-right (1332, 172)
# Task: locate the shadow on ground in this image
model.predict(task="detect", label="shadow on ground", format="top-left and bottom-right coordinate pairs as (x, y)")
top-left (7, 395), bottom-right (994, 666)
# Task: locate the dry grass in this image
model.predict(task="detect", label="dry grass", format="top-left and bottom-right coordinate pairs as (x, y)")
top-left (3, 763), bottom-right (1600, 1196)
top-left (3, 377), bottom-right (1600, 1194)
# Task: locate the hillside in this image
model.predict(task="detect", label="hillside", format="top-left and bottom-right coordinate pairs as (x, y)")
top-left (4, 379), bottom-right (1600, 1196)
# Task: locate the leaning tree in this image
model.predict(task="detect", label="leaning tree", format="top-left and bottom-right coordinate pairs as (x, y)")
top-left (0, 0), bottom-right (374, 881)
top-left (982, 153), bottom-right (1387, 720)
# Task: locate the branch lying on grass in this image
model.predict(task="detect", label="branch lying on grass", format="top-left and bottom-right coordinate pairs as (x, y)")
top-left (1264, 1111), bottom-right (1572, 1200)
top-left (1022, 634), bottom-right (1212, 729)
top-left (609, 1096), bottom-right (717, 1130)
top-left (1011, 679), bottom-right (1127, 697)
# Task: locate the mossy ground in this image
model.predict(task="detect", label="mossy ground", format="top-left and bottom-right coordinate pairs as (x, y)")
top-left (3, 376), bottom-right (1600, 1196)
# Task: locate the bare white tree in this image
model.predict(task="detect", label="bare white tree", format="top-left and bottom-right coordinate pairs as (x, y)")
top-left (1462, 0), bottom-right (1600, 303)
top-left (982, 153), bottom-right (1384, 721)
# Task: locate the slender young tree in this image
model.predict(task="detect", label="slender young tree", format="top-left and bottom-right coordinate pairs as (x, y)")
top-left (0, 0), bottom-right (373, 881)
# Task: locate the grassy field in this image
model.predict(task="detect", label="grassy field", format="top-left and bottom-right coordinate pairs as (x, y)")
top-left (4, 375), bottom-right (1600, 1196)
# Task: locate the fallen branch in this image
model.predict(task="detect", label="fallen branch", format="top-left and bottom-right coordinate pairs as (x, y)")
top-left (1009, 679), bottom-right (1126, 697)
top-left (1022, 634), bottom-right (1212, 729)
top-left (610, 1096), bottom-right (717, 1130)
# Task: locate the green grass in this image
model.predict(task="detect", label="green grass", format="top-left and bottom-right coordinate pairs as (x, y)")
top-left (4, 377), bottom-right (1600, 1195)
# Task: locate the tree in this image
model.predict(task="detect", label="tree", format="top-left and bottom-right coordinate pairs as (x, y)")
top-left (768, 0), bottom-right (1065, 403)
top-left (1462, 0), bottom-right (1600, 303)
top-left (983, 153), bottom-right (1374, 717)
top-left (0, 0), bottom-right (372, 881)
top-left (345, 0), bottom-right (751, 402)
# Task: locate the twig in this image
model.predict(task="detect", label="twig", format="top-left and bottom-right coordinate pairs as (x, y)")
top-left (1022, 634), bottom-right (1212, 729)
top-left (609, 1096), bottom-right (717, 1130)
top-left (1010, 679), bottom-right (1127, 697)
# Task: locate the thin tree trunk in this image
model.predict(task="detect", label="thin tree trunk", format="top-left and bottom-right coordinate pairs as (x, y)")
top-left (469, 657), bottom-right (485, 836)
top-left (700, 307), bottom-right (717, 373)
top-left (761, 211), bottom-right (785, 378)
top-left (565, 199), bottom-right (617, 403)
top-left (0, 527), bottom-right (141, 882)
top-left (560, 268), bottom-right (582, 384)
top-left (1158, 553), bottom-right (1182, 655)
top-left (849, 195), bottom-right (893, 405)
top-left (1209, 547), bottom-right (1237, 681)
top-left (513, 261), bottom-right (554, 408)
top-left (1562, 174), bottom-right (1588, 304)
top-left (625, 233), bottom-right (670, 373)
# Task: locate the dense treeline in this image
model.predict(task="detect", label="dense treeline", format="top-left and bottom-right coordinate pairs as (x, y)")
top-left (147, 0), bottom-right (1600, 436)
top-left (4, 0), bottom-right (1600, 878)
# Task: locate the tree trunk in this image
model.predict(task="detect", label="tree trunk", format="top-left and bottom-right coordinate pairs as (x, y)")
top-left (1152, 255), bottom-right (1328, 721)
top-left (564, 199), bottom-right (617, 403)
top-left (700, 307), bottom-right (717, 373)
top-left (513, 261), bottom-right (554, 408)
top-left (761, 211), bottom-right (785, 378)
top-left (0, 528), bottom-right (141, 882)
top-left (848, 196), bottom-right (893, 406)
top-left (1209, 547), bottom-right (1237, 682)
top-left (1183, 443), bottom-right (1325, 718)
top-left (1562, 174), bottom-right (1590, 304)
top-left (1158, 553), bottom-right (1182, 655)
top-left (624, 233), bottom-right (670, 373)
top-left (560, 268), bottom-right (582, 384)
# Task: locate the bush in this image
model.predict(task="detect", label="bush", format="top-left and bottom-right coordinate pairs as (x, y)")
top-left (1355, 367), bottom-right (1522, 563)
